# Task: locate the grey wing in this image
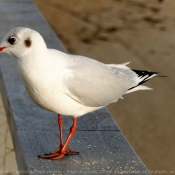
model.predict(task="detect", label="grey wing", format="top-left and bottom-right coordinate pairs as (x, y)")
top-left (63, 57), bottom-right (137, 107)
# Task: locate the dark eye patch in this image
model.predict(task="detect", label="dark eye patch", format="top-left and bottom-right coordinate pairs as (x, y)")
top-left (24, 38), bottom-right (32, 48)
top-left (8, 36), bottom-right (17, 45)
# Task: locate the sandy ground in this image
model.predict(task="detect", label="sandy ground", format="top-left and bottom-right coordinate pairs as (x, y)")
top-left (0, 94), bottom-right (18, 174)
top-left (29, 0), bottom-right (174, 172)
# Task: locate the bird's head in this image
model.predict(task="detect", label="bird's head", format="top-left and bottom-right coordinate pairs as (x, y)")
top-left (0, 27), bottom-right (47, 59)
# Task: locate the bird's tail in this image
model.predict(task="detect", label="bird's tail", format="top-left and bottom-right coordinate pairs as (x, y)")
top-left (125, 70), bottom-right (158, 94)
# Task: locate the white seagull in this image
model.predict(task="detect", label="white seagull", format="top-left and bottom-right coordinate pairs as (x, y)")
top-left (0, 27), bottom-right (158, 159)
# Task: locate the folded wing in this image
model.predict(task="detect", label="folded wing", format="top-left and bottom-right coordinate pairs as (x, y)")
top-left (63, 56), bottom-right (137, 107)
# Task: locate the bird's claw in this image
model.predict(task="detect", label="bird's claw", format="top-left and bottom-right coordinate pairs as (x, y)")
top-left (38, 147), bottom-right (79, 160)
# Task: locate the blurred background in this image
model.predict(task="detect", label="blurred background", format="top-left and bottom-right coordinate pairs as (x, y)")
top-left (0, 0), bottom-right (175, 174)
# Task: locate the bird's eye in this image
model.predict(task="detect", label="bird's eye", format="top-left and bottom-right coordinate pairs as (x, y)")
top-left (8, 36), bottom-right (17, 45)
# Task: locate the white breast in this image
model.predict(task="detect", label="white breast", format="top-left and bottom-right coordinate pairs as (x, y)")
top-left (17, 54), bottom-right (100, 116)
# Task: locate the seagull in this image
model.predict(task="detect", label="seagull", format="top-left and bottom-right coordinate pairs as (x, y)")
top-left (0, 27), bottom-right (158, 160)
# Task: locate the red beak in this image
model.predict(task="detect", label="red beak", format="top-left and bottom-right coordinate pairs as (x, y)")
top-left (0, 47), bottom-right (6, 52)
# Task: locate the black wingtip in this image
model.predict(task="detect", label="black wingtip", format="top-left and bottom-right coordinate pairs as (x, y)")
top-left (132, 69), bottom-right (158, 78)
top-left (128, 69), bottom-right (158, 91)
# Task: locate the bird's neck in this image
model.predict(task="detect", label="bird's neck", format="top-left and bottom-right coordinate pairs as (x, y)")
top-left (18, 48), bottom-right (49, 73)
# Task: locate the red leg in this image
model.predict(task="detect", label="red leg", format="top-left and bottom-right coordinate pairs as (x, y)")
top-left (46, 114), bottom-right (64, 155)
top-left (38, 116), bottom-right (79, 159)
top-left (38, 114), bottom-right (63, 158)
top-left (58, 114), bottom-right (63, 147)
top-left (51, 117), bottom-right (78, 160)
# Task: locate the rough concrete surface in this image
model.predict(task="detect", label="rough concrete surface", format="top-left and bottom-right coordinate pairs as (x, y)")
top-left (32, 0), bottom-right (175, 172)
